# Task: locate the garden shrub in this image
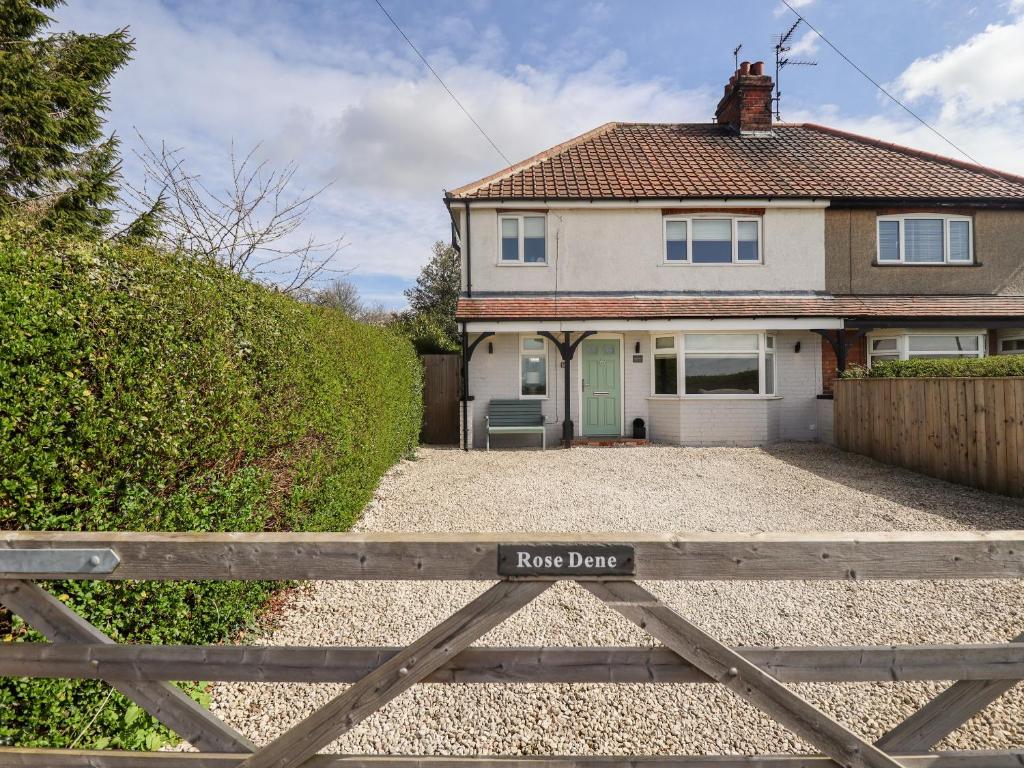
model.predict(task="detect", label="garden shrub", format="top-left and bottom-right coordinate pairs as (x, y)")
top-left (0, 225), bottom-right (422, 748)
top-left (840, 356), bottom-right (1024, 379)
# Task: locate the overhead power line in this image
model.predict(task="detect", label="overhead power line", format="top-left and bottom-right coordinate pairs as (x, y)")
top-left (371, 0), bottom-right (512, 166)
top-left (779, 0), bottom-right (980, 165)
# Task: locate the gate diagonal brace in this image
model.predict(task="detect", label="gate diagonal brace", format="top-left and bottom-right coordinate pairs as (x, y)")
top-left (582, 580), bottom-right (907, 768)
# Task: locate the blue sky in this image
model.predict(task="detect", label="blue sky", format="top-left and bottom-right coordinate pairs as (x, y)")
top-left (60, 0), bottom-right (1024, 307)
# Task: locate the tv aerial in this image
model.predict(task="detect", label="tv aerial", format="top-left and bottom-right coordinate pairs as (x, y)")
top-left (772, 19), bottom-right (817, 120)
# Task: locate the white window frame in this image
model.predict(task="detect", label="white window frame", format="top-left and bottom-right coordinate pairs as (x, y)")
top-left (649, 332), bottom-right (776, 398)
top-left (875, 214), bottom-right (974, 265)
top-left (998, 332), bottom-right (1024, 355)
top-left (498, 213), bottom-right (547, 266)
top-left (662, 215), bottom-right (763, 265)
top-left (651, 335), bottom-right (679, 396)
top-left (867, 330), bottom-right (988, 366)
top-left (518, 335), bottom-right (549, 399)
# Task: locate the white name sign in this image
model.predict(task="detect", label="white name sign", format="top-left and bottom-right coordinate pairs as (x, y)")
top-left (498, 544), bottom-right (635, 577)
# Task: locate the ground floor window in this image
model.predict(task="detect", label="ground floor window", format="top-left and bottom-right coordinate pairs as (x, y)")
top-left (868, 332), bottom-right (986, 366)
top-left (999, 333), bottom-right (1024, 354)
top-left (650, 332), bottom-right (776, 396)
top-left (520, 336), bottom-right (547, 397)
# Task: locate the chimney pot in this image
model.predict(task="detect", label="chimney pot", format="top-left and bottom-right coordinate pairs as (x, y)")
top-left (715, 62), bottom-right (773, 134)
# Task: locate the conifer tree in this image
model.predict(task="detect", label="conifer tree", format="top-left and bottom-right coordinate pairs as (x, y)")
top-left (0, 0), bottom-right (134, 236)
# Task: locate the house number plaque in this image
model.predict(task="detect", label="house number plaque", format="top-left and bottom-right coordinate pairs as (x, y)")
top-left (498, 544), bottom-right (635, 577)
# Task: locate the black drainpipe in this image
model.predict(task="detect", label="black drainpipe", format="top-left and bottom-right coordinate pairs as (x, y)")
top-left (461, 322), bottom-right (469, 451)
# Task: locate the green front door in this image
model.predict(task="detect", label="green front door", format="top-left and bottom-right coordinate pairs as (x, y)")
top-left (581, 338), bottom-right (621, 436)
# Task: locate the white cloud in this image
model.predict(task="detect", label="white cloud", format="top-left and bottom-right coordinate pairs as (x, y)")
top-left (894, 14), bottom-right (1024, 120)
top-left (774, 0), bottom-right (815, 18)
top-left (60, 0), bottom-right (713, 301)
top-left (786, 29), bottom-right (820, 58)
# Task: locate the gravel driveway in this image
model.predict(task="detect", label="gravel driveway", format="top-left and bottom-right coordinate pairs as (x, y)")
top-left (210, 444), bottom-right (1024, 756)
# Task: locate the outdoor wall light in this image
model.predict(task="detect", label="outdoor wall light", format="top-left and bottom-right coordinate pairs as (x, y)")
top-left (488, 342), bottom-right (493, 354)
top-left (794, 341), bottom-right (801, 353)
top-left (634, 341), bottom-right (641, 353)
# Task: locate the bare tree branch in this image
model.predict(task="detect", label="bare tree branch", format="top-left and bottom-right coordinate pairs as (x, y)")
top-left (123, 131), bottom-right (347, 293)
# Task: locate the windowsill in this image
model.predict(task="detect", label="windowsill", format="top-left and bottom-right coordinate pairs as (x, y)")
top-left (519, 395), bottom-right (549, 401)
top-left (660, 261), bottom-right (764, 267)
top-left (871, 261), bottom-right (980, 267)
top-left (496, 262), bottom-right (548, 267)
top-left (646, 395), bottom-right (783, 401)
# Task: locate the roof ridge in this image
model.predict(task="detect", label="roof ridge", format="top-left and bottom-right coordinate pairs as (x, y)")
top-left (446, 122), bottom-right (620, 199)
top-left (798, 123), bottom-right (1024, 188)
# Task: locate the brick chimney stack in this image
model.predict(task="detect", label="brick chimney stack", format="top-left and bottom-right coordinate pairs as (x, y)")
top-left (715, 61), bottom-right (773, 134)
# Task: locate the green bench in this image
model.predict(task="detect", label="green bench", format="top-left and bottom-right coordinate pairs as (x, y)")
top-left (485, 399), bottom-right (546, 450)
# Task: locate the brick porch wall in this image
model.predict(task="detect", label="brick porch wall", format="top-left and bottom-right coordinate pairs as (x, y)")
top-left (820, 333), bottom-right (867, 395)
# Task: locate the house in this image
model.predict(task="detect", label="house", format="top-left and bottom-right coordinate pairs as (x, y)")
top-left (446, 61), bottom-right (1024, 449)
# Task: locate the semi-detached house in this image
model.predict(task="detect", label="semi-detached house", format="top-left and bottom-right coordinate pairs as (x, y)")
top-left (446, 62), bottom-right (1024, 449)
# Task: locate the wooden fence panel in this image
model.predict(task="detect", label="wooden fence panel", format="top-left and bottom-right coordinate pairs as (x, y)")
top-left (420, 354), bottom-right (461, 445)
top-left (834, 377), bottom-right (1024, 497)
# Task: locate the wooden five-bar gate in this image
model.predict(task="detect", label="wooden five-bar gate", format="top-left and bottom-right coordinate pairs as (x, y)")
top-left (2, 531), bottom-right (1024, 768)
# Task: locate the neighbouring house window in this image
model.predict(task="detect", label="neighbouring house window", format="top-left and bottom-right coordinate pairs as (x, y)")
top-left (876, 215), bottom-right (973, 264)
top-left (1000, 334), bottom-right (1024, 354)
top-left (683, 333), bottom-right (761, 395)
top-left (764, 334), bottom-right (776, 395)
top-left (500, 215), bottom-right (546, 263)
top-left (868, 332), bottom-right (987, 365)
top-left (663, 217), bottom-right (761, 264)
top-left (520, 336), bottom-right (547, 397)
top-left (653, 336), bottom-right (678, 395)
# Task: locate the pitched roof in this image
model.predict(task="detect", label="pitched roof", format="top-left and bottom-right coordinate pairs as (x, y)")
top-left (447, 123), bottom-right (1024, 201)
top-left (456, 295), bottom-right (1024, 321)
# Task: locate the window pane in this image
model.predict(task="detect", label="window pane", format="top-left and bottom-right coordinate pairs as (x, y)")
top-left (905, 219), bottom-right (944, 263)
top-left (949, 220), bottom-right (971, 262)
top-left (878, 220), bottom-right (900, 261)
top-left (686, 333), bottom-right (759, 352)
top-left (872, 338), bottom-right (898, 352)
top-left (870, 354), bottom-right (899, 364)
top-left (501, 218), bottom-right (519, 261)
top-left (666, 221), bottom-right (688, 261)
top-left (765, 351), bottom-right (775, 396)
top-left (692, 219), bottom-right (733, 263)
top-left (523, 237), bottom-right (545, 262)
top-left (524, 217), bottom-right (544, 237)
top-left (522, 337), bottom-right (544, 350)
top-left (908, 335), bottom-right (979, 352)
top-left (654, 355), bottom-right (678, 395)
top-left (654, 336), bottom-right (675, 350)
top-left (685, 354), bottom-right (759, 394)
top-left (737, 220), bottom-right (759, 261)
top-left (1001, 338), bottom-right (1024, 352)
top-left (666, 221), bottom-right (687, 240)
top-left (521, 354), bottom-right (546, 396)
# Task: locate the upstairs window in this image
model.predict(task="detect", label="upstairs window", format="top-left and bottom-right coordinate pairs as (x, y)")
top-left (664, 217), bottom-right (761, 264)
top-left (877, 215), bottom-right (973, 264)
top-left (500, 215), bottom-right (546, 264)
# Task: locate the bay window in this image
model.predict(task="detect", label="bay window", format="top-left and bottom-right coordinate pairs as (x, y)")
top-left (500, 214), bottom-right (546, 263)
top-left (876, 215), bottom-right (973, 264)
top-left (650, 333), bottom-right (776, 396)
top-left (653, 336), bottom-right (678, 395)
top-left (520, 336), bottom-right (548, 397)
top-left (664, 216), bottom-right (761, 264)
top-left (868, 332), bottom-right (986, 366)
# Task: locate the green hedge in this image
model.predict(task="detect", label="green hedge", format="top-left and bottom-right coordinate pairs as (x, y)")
top-left (841, 356), bottom-right (1024, 379)
top-left (0, 226), bottom-right (421, 749)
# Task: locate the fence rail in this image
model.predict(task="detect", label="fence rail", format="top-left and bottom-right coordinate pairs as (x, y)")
top-left (2, 531), bottom-right (1023, 768)
top-left (834, 377), bottom-right (1024, 497)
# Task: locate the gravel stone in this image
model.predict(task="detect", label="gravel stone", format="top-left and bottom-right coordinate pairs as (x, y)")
top-left (209, 444), bottom-right (1024, 756)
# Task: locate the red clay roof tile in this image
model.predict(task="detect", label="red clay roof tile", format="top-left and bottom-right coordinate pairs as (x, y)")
top-left (456, 295), bottom-right (1024, 321)
top-left (447, 123), bottom-right (1024, 201)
